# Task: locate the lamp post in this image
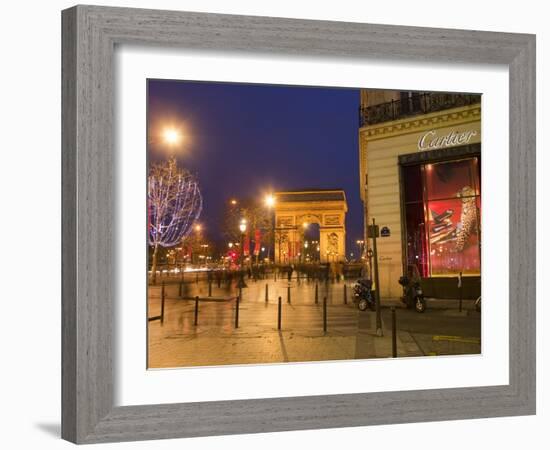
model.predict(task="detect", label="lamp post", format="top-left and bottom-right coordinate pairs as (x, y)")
top-left (367, 248), bottom-right (374, 279)
top-left (237, 219), bottom-right (248, 288)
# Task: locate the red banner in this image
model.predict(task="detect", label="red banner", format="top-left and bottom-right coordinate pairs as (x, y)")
top-left (243, 233), bottom-right (250, 256)
top-left (254, 229), bottom-right (261, 256)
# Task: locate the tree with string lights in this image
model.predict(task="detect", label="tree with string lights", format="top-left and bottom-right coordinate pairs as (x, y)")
top-left (148, 156), bottom-right (202, 282)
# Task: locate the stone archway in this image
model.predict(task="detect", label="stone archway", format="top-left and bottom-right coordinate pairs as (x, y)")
top-left (273, 190), bottom-right (348, 263)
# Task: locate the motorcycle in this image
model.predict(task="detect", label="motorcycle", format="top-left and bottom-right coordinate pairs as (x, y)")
top-left (398, 275), bottom-right (427, 313)
top-left (353, 279), bottom-right (376, 311)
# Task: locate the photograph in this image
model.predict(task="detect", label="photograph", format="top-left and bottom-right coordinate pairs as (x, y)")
top-left (146, 80), bottom-right (482, 369)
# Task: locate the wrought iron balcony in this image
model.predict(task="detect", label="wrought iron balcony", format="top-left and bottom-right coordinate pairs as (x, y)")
top-left (358, 92), bottom-right (481, 127)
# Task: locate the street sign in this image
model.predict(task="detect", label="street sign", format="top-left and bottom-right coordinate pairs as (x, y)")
top-left (380, 226), bottom-right (390, 237)
top-left (367, 224), bottom-right (379, 238)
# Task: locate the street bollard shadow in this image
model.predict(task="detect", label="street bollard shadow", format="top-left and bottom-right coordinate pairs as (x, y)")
top-left (277, 331), bottom-right (290, 362)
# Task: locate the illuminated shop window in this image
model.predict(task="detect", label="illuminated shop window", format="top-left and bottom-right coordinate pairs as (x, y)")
top-left (402, 156), bottom-right (481, 277)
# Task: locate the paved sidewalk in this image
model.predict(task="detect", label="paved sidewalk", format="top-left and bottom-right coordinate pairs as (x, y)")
top-left (147, 278), bottom-right (478, 368)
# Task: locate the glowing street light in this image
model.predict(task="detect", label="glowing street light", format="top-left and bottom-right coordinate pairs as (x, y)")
top-left (163, 128), bottom-right (181, 146)
top-left (237, 219), bottom-right (248, 288)
top-left (265, 194), bottom-right (275, 208)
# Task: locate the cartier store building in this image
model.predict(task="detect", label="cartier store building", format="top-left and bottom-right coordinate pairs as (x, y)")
top-left (358, 90), bottom-right (482, 299)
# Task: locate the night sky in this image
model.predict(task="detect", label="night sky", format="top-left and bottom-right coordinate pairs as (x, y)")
top-left (148, 79), bottom-right (362, 256)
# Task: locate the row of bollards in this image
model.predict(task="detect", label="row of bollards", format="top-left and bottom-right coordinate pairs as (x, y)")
top-left (182, 283), bottom-right (397, 357)
top-left (274, 295), bottom-right (328, 333)
top-left (262, 282), bottom-right (352, 306)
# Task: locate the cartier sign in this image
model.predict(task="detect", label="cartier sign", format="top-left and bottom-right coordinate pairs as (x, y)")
top-left (418, 129), bottom-right (477, 151)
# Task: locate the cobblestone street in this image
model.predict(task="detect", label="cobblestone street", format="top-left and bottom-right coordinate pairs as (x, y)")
top-left (148, 275), bottom-right (481, 368)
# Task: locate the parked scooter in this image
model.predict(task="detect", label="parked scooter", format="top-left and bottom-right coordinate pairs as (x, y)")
top-left (353, 279), bottom-right (376, 311)
top-left (398, 274), bottom-right (427, 313)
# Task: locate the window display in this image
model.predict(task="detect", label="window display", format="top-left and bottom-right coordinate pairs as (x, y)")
top-left (402, 156), bottom-right (480, 277)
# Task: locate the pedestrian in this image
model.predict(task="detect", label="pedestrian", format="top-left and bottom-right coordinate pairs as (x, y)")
top-left (288, 264), bottom-right (294, 282)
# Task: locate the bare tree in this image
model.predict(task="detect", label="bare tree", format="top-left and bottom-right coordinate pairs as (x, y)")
top-left (221, 198), bottom-right (273, 262)
top-left (148, 157), bottom-right (202, 282)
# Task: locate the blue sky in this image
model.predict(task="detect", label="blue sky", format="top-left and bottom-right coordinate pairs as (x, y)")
top-left (148, 79), bottom-right (362, 256)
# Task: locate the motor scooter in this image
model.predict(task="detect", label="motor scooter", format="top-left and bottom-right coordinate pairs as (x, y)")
top-left (398, 274), bottom-right (427, 313)
top-left (353, 279), bottom-right (376, 311)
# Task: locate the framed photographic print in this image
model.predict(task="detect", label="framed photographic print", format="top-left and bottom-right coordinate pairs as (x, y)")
top-left (62, 5), bottom-right (536, 444)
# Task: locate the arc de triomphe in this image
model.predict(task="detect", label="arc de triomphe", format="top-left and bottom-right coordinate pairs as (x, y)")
top-left (273, 190), bottom-right (348, 263)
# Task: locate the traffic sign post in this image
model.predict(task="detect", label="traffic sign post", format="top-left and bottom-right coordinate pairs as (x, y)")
top-left (370, 218), bottom-right (383, 336)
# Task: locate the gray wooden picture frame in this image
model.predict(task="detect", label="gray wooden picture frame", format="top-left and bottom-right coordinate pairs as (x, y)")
top-left (61, 5), bottom-right (536, 444)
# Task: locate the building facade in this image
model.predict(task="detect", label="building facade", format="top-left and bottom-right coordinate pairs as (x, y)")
top-left (274, 190), bottom-right (347, 263)
top-left (359, 91), bottom-right (482, 299)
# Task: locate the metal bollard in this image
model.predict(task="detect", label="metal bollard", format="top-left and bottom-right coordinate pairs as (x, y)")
top-left (277, 296), bottom-right (282, 330)
top-left (315, 283), bottom-right (319, 304)
top-left (194, 296), bottom-right (199, 326)
top-left (265, 283), bottom-right (269, 302)
top-left (343, 284), bottom-right (347, 304)
top-left (235, 293), bottom-right (240, 329)
top-left (391, 307), bottom-right (397, 358)
top-left (323, 296), bottom-right (327, 333)
top-left (287, 285), bottom-right (291, 304)
top-left (160, 281), bottom-right (166, 324)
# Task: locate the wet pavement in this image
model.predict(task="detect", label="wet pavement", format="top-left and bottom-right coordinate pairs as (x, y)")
top-left (147, 276), bottom-right (481, 368)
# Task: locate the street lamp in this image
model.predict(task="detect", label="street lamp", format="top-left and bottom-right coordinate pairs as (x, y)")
top-left (163, 128), bottom-right (181, 146)
top-left (237, 219), bottom-right (248, 288)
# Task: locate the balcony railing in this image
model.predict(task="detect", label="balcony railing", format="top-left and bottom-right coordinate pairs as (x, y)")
top-left (359, 92), bottom-right (481, 127)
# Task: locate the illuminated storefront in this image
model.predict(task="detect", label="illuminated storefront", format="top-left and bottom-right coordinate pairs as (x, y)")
top-left (400, 148), bottom-right (481, 278)
top-left (358, 91), bottom-right (482, 299)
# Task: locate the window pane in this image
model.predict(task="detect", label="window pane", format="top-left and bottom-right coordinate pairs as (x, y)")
top-left (425, 158), bottom-right (479, 201)
top-left (402, 164), bottom-right (423, 203)
top-left (427, 197), bottom-right (480, 276)
top-left (404, 202), bottom-right (428, 277)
